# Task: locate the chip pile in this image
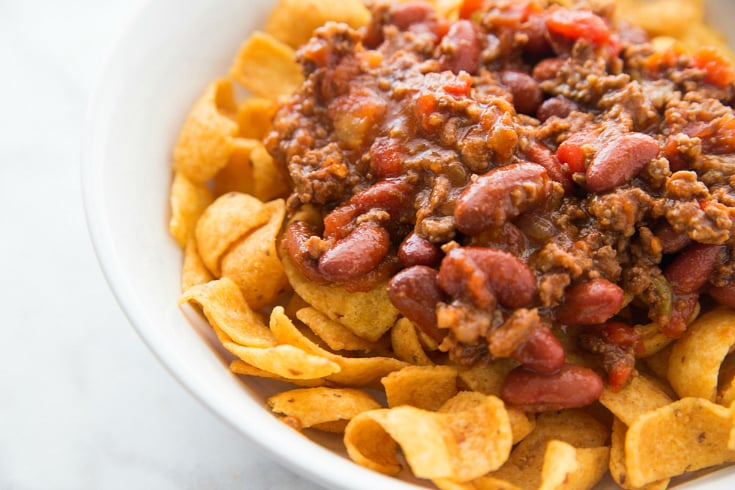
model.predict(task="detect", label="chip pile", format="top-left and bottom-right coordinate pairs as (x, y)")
top-left (169, 0), bottom-right (735, 488)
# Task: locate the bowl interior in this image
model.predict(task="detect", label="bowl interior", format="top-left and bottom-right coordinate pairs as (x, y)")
top-left (82, 1), bottom-right (735, 489)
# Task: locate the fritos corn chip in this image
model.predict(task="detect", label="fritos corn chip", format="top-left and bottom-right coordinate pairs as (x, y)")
top-left (264, 0), bottom-right (371, 49)
top-left (169, 0), bottom-right (735, 488)
top-left (668, 307), bottom-right (735, 401)
top-left (180, 277), bottom-right (275, 348)
top-left (169, 171), bottom-right (214, 248)
top-left (220, 199), bottom-right (288, 309)
top-left (381, 365), bottom-right (458, 410)
top-left (281, 252), bottom-right (399, 342)
top-left (296, 306), bottom-right (383, 352)
top-left (625, 398), bottom-right (735, 487)
top-left (268, 387), bottom-right (381, 432)
top-left (230, 31), bottom-right (303, 100)
top-left (194, 192), bottom-right (271, 276)
top-left (173, 78), bottom-right (238, 183)
top-left (344, 392), bottom-right (512, 481)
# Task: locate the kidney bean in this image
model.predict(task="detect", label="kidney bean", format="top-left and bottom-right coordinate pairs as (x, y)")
top-left (585, 132), bottom-right (659, 193)
top-left (439, 20), bottom-right (480, 74)
top-left (661, 292), bottom-right (699, 338)
top-left (318, 222), bottom-right (390, 281)
top-left (283, 221), bottom-right (327, 283)
top-left (708, 283), bottom-right (735, 309)
top-left (510, 324), bottom-right (565, 373)
top-left (664, 243), bottom-right (724, 294)
top-left (555, 278), bottom-right (624, 325)
top-left (536, 95), bottom-right (579, 122)
top-left (370, 138), bottom-right (405, 179)
top-left (522, 13), bottom-right (551, 58)
top-left (532, 57), bottom-right (564, 82)
top-left (323, 205), bottom-right (359, 241)
top-left (323, 179), bottom-right (414, 240)
top-left (438, 247), bottom-right (537, 309)
top-left (655, 221), bottom-right (691, 254)
top-left (524, 141), bottom-right (573, 193)
top-left (660, 243), bottom-right (724, 337)
top-left (391, 1), bottom-right (436, 30)
top-left (438, 248), bottom-right (496, 310)
top-left (499, 70), bottom-right (543, 116)
top-left (350, 178), bottom-right (414, 218)
top-left (500, 364), bottom-right (604, 412)
top-left (388, 265), bottom-right (446, 342)
top-left (398, 232), bottom-right (442, 267)
top-left (342, 254), bottom-right (400, 293)
top-left (454, 162), bottom-right (551, 236)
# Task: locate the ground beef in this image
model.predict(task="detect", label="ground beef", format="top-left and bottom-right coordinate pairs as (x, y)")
top-left (269, 0), bottom-right (735, 388)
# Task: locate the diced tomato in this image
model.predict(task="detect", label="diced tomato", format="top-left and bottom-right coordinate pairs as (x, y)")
top-left (662, 135), bottom-right (687, 172)
top-left (645, 43), bottom-right (687, 77)
top-left (415, 92), bottom-right (438, 133)
top-left (607, 361), bottom-right (634, 392)
top-left (556, 138), bottom-right (587, 174)
top-left (693, 46), bottom-right (735, 88)
top-left (442, 72), bottom-right (473, 97)
top-left (595, 321), bottom-right (644, 354)
top-left (459, 0), bottom-right (486, 20)
top-left (546, 8), bottom-right (610, 46)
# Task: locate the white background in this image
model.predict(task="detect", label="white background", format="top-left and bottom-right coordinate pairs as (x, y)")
top-left (0, 1), bottom-right (323, 488)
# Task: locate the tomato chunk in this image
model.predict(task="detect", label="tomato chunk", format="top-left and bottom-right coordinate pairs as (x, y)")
top-left (546, 9), bottom-right (610, 45)
top-left (692, 46), bottom-right (735, 88)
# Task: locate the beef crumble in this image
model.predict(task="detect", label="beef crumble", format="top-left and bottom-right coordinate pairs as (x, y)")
top-left (266, 0), bottom-right (735, 406)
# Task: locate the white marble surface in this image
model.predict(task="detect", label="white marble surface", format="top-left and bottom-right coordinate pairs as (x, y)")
top-left (0, 1), bottom-right (324, 488)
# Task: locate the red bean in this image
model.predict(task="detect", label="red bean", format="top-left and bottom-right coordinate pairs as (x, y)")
top-left (522, 13), bottom-right (551, 58)
top-left (510, 324), bottom-right (565, 373)
top-left (370, 138), bottom-right (405, 179)
top-left (586, 132), bottom-right (659, 193)
top-left (439, 20), bottom-right (480, 74)
top-left (660, 243), bottom-right (724, 337)
top-left (398, 232), bottom-right (442, 267)
top-left (708, 283), bottom-right (735, 309)
top-left (318, 222), bottom-right (390, 281)
top-left (454, 162), bottom-right (551, 236)
top-left (391, 1), bottom-right (436, 30)
top-left (536, 95), bottom-right (578, 122)
top-left (500, 364), bottom-right (604, 412)
top-left (555, 278), bottom-right (624, 325)
top-left (388, 265), bottom-right (446, 342)
top-left (323, 205), bottom-right (359, 241)
top-left (438, 248), bottom-right (496, 310)
top-left (655, 221), bottom-right (691, 254)
top-left (532, 57), bottom-right (564, 82)
top-left (349, 178), bottom-right (414, 218)
top-left (499, 70), bottom-right (543, 116)
top-left (524, 141), bottom-right (573, 193)
top-left (438, 247), bottom-right (537, 309)
top-left (323, 179), bottom-right (413, 240)
top-left (283, 221), bottom-right (327, 283)
top-left (664, 243), bottom-right (724, 294)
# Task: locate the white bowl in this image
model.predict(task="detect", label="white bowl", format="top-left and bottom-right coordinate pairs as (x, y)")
top-left (82, 0), bottom-right (735, 489)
